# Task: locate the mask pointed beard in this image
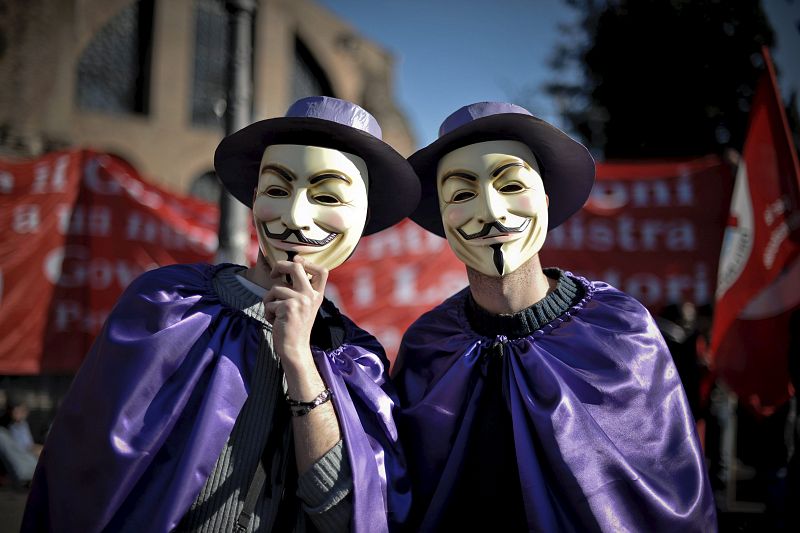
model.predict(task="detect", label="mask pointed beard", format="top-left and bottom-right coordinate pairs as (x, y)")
top-left (284, 250), bottom-right (297, 285)
top-left (491, 243), bottom-right (504, 275)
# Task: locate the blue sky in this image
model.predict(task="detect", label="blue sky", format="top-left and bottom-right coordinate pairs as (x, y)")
top-left (317, 0), bottom-right (800, 149)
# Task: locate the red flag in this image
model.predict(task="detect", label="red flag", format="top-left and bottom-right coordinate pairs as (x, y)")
top-left (710, 47), bottom-right (800, 409)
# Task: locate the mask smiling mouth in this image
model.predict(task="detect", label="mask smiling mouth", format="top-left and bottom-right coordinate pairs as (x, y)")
top-left (261, 223), bottom-right (339, 247)
top-left (456, 218), bottom-right (531, 240)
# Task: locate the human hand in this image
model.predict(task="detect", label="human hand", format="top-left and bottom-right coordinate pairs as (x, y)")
top-left (264, 256), bottom-right (328, 376)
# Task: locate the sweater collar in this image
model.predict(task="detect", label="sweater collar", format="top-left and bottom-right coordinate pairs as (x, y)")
top-left (465, 268), bottom-right (582, 338)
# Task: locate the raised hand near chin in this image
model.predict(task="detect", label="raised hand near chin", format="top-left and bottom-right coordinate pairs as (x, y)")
top-left (264, 256), bottom-right (341, 474)
top-left (263, 256), bottom-right (329, 397)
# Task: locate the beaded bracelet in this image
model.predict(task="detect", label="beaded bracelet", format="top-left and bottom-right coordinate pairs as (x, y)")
top-left (286, 387), bottom-right (332, 417)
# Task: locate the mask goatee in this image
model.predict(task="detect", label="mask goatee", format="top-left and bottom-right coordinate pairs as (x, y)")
top-left (491, 243), bottom-right (504, 276)
top-left (284, 250), bottom-right (297, 285)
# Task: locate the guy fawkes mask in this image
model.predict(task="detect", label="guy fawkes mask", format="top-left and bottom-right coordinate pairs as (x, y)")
top-left (253, 144), bottom-right (369, 270)
top-left (437, 140), bottom-right (548, 276)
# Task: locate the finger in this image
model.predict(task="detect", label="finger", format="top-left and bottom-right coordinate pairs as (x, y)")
top-left (268, 261), bottom-right (299, 289)
top-left (297, 259), bottom-right (328, 292)
top-left (269, 260), bottom-right (293, 279)
top-left (270, 260), bottom-right (310, 279)
top-left (282, 260), bottom-right (314, 293)
top-left (264, 285), bottom-right (300, 303)
top-left (264, 301), bottom-right (279, 324)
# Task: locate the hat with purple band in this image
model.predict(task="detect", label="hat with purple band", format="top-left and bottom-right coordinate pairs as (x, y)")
top-left (215, 96), bottom-right (421, 235)
top-left (408, 101), bottom-right (595, 237)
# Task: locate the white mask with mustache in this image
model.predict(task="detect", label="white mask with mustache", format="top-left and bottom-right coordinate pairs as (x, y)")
top-left (253, 144), bottom-right (369, 270)
top-left (436, 140), bottom-right (549, 277)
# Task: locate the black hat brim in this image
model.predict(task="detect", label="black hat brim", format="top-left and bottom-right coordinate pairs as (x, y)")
top-left (214, 117), bottom-right (421, 235)
top-left (408, 113), bottom-right (595, 237)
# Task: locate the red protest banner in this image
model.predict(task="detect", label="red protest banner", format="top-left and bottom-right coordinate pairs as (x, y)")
top-left (710, 47), bottom-right (800, 409)
top-left (330, 156), bottom-right (734, 359)
top-left (1, 150), bottom-right (734, 372)
top-left (542, 156), bottom-right (733, 309)
top-left (0, 150), bottom-right (217, 374)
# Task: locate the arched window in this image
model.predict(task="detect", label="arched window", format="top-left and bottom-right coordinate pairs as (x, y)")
top-left (189, 170), bottom-right (221, 204)
top-left (291, 38), bottom-right (334, 102)
top-left (191, 0), bottom-right (231, 129)
top-left (76, 0), bottom-right (154, 114)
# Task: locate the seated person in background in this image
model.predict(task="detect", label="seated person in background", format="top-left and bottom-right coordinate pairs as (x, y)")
top-left (393, 102), bottom-right (716, 532)
top-left (23, 97), bottom-right (418, 533)
top-left (0, 394), bottom-right (40, 488)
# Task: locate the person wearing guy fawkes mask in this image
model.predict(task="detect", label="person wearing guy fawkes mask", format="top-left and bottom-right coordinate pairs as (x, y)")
top-left (23, 97), bottom-right (418, 533)
top-left (392, 102), bottom-right (716, 533)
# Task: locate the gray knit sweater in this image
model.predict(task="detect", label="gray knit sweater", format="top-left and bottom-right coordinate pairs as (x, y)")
top-left (177, 266), bottom-right (353, 532)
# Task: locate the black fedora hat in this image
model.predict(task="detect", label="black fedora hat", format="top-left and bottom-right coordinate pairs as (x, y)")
top-left (215, 96), bottom-right (421, 236)
top-left (408, 102), bottom-right (595, 237)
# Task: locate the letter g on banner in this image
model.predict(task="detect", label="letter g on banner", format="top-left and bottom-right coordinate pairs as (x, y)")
top-left (44, 245), bottom-right (89, 288)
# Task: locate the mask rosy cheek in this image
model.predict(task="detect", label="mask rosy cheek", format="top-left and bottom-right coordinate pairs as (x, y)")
top-left (513, 195), bottom-right (535, 212)
top-left (511, 195), bottom-right (546, 219)
top-left (252, 197), bottom-right (279, 221)
top-left (445, 206), bottom-right (469, 228)
top-left (317, 210), bottom-right (353, 232)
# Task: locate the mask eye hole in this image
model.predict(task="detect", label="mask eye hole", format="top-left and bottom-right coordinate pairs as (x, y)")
top-left (314, 194), bottom-right (341, 205)
top-left (452, 190), bottom-right (476, 203)
top-left (498, 183), bottom-right (525, 193)
top-left (265, 186), bottom-right (289, 197)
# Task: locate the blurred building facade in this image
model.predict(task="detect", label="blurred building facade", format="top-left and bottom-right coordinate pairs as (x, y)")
top-left (0, 0), bottom-right (415, 200)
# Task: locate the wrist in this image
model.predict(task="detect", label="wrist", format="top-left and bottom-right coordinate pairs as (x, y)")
top-left (286, 387), bottom-right (332, 416)
top-left (280, 346), bottom-right (316, 374)
top-left (283, 359), bottom-right (325, 400)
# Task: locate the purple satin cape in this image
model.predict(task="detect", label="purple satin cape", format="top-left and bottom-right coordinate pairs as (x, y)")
top-left (22, 263), bottom-right (409, 533)
top-left (393, 276), bottom-right (716, 532)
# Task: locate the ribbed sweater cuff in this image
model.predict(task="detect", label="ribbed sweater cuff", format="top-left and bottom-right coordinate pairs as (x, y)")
top-left (297, 440), bottom-right (353, 512)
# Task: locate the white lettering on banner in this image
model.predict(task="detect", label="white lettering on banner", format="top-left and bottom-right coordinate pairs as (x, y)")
top-left (356, 223), bottom-right (446, 261)
top-left (391, 265), bottom-right (467, 306)
top-left (548, 216), bottom-right (696, 252)
top-left (122, 174), bottom-right (164, 210)
top-left (88, 206), bottom-right (112, 236)
top-left (56, 205), bottom-right (113, 237)
top-left (393, 266), bottom-right (417, 305)
top-left (361, 323), bottom-right (402, 355)
top-left (352, 268), bottom-right (375, 308)
top-left (83, 157), bottom-right (165, 209)
top-left (676, 174), bottom-right (694, 205)
top-left (578, 262), bottom-right (709, 306)
top-left (12, 204), bottom-right (41, 233)
top-left (84, 157), bottom-right (123, 195)
top-left (589, 182), bottom-right (628, 211)
top-left (125, 212), bottom-right (216, 254)
top-left (53, 300), bottom-right (80, 331)
top-left (333, 264), bottom-right (468, 310)
top-left (324, 283), bottom-right (344, 312)
top-left (632, 179), bottom-right (672, 207)
top-left (30, 155), bottom-right (69, 194)
top-left (52, 299), bottom-right (110, 333)
top-left (43, 245), bottom-right (157, 289)
top-left (0, 171), bottom-right (14, 193)
top-left (587, 175), bottom-right (695, 211)
top-left (56, 204), bottom-right (70, 234)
